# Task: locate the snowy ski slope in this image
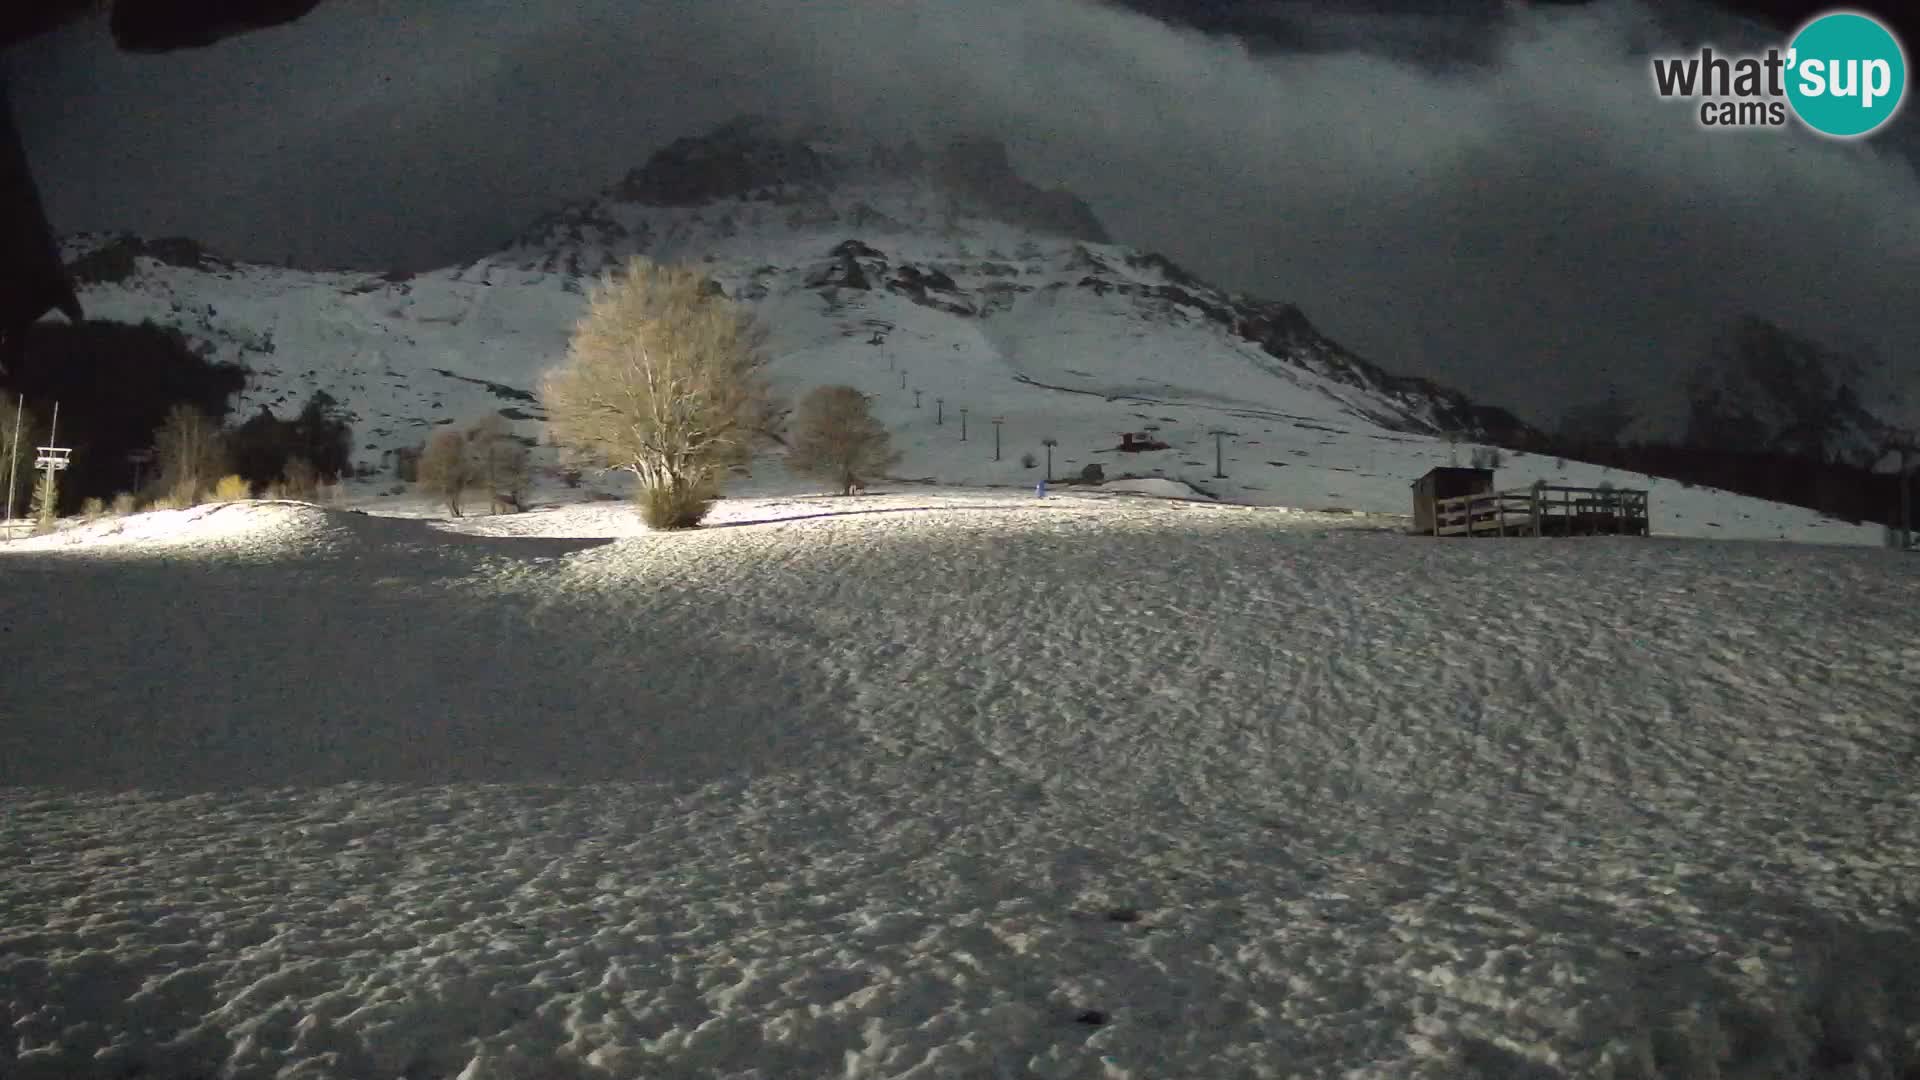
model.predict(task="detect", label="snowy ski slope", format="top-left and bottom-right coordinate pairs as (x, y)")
top-left (3, 493), bottom-right (1917, 1078)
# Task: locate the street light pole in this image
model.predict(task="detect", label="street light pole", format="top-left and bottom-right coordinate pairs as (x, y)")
top-left (1900, 440), bottom-right (1915, 550)
top-left (960, 409), bottom-right (968, 441)
top-left (4, 394), bottom-right (22, 525)
top-left (1042, 438), bottom-right (1057, 482)
top-left (935, 398), bottom-right (943, 425)
top-left (1211, 429), bottom-right (1228, 479)
top-left (1881, 433), bottom-right (1918, 550)
top-left (992, 417), bottom-right (1004, 461)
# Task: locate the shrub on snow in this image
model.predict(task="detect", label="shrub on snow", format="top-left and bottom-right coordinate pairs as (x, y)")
top-left (786, 384), bottom-right (899, 496)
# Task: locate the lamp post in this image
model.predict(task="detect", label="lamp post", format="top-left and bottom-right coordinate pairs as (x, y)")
top-left (1892, 434), bottom-right (1918, 550)
top-left (128, 447), bottom-right (153, 496)
top-left (1905, 444), bottom-right (1915, 550)
top-left (992, 417), bottom-right (1004, 461)
top-left (960, 409), bottom-right (968, 441)
top-left (1042, 438), bottom-right (1057, 482)
top-left (3, 394), bottom-right (22, 526)
top-left (935, 398), bottom-right (943, 425)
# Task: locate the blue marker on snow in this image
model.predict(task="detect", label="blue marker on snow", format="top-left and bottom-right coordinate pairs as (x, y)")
top-left (1036, 480), bottom-right (1047, 498)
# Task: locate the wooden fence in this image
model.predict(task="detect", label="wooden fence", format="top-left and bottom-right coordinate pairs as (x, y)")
top-left (1431, 485), bottom-right (1649, 538)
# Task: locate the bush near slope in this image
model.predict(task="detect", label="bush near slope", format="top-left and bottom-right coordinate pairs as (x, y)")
top-left (539, 256), bottom-right (780, 529)
top-left (416, 427), bottom-right (475, 517)
top-left (152, 403), bottom-right (228, 506)
top-left (467, 414), bottom-right (531, 512)
top-left (224, 391), bottom-right (353, 492)
top-left (279, 456), bottom-right (319, 501)
top-left (786, 384), bottom-right (900, 496)
top-left (412, 415), bottom-right (533, 517)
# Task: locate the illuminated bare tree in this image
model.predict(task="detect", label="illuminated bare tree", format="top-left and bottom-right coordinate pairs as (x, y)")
top-left (153, 403), bottom-right (227, 505)
top-left (540, 257), bottom-right (779, 528)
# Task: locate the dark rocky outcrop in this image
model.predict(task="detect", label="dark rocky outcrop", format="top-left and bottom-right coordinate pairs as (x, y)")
top-left (889, 264), bottom-right (959, 296)
top-left (805, 252), bottom-right (875, 291)
top-left (614, 116), bottom-right (833, 207)
top-left (1124, 251), bottom-right (1204, 289)
top-left (603, 118), bottom-right (1111, 244)
top-left (829, 239), bottom-right (887, 261)
top-left (66, 234), bottom-right (226, 285)
top-left (935, 137), bottom-right (1109, 244)
top-left (886, 263), bottom-right (974, 316)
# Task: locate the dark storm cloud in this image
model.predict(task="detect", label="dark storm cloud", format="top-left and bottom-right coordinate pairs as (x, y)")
top-left (9, 0), bottom-right (1919, 431)
top-left (6, 1), bottom-right (817, 268)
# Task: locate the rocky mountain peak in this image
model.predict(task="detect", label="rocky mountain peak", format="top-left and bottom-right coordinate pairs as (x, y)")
top-left (932, 136), bottom-right (1108, 244)
top-left (606, 116), bottom-right (1108, 243)
top-left (611, 115), bottom-right (835, 207)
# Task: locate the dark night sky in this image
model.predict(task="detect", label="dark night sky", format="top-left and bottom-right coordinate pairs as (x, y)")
top-left (4, 0), bottom-right (1917, 433)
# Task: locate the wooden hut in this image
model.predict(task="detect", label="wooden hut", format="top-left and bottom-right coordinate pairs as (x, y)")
top-left (1411, 467), bottom-right (1493, 534)
top-left (1416, 469), bottom-right (1652, 538)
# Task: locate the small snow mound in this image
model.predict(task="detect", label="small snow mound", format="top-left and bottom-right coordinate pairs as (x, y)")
top-left (2, 501), bottom-right (356, 557)
top-left (1096, 477), bottom-right (1217, 501)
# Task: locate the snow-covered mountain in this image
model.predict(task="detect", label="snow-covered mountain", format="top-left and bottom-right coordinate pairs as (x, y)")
top-left (1680, 314), bottom-right (1903, 469)
top-left (45, 117), bottom-right (1885, 541)
top-left (55, 120), bottom-right (1510, 441)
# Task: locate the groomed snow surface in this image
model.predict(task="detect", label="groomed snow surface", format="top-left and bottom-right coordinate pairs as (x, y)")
top-left (4, 486), bottom-right (1920, 1080)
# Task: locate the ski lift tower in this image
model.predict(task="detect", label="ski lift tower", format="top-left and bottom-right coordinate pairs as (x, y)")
top-left (33, 401), bottom-right (70, 527)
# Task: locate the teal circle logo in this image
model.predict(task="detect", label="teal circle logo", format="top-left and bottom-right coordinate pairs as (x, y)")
top-left (1785, 11), bottom-right (1907, 137)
